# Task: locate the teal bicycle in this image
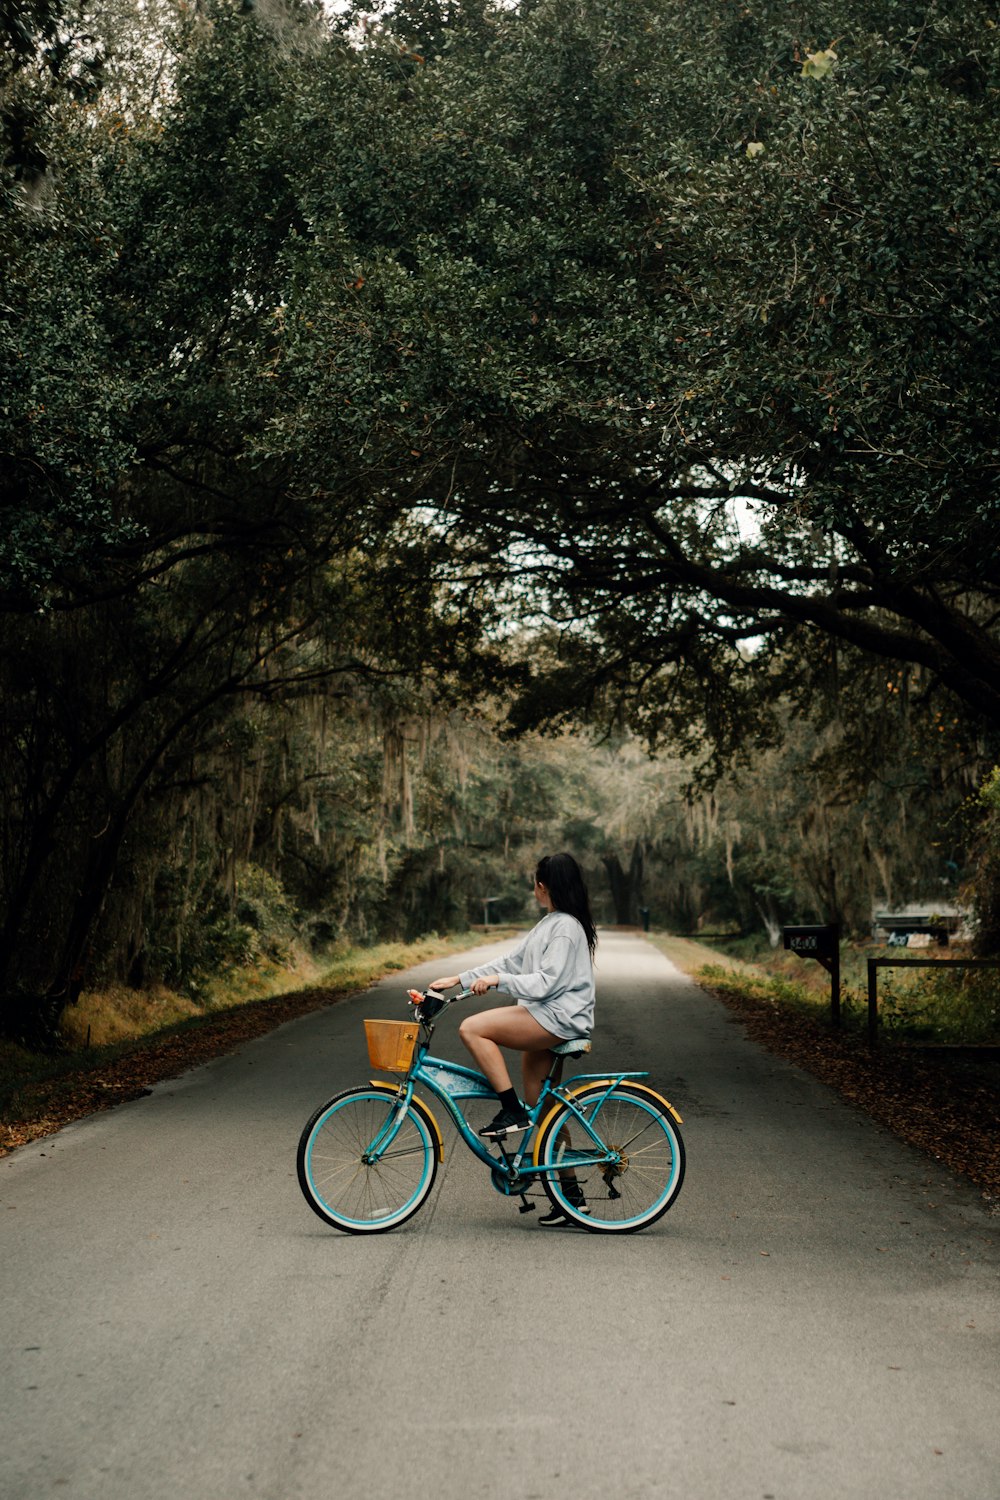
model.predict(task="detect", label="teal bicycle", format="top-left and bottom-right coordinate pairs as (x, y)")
top-left (296, 987), bottom-right (685, 1235)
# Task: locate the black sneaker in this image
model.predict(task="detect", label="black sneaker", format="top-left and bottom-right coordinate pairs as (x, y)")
top-left (479, 1104), bottom-right (531, 1139)
top-left (539, 1186), bottom-right (589, 1227)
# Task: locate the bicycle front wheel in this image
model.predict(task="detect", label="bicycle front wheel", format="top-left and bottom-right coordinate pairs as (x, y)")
top-left (297, 1087), bottom-right (438, 1234)
top-left (535, 1081), bottom-right (685, 1233)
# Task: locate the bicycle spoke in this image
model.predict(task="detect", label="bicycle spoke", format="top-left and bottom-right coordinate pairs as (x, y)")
top-left (615, 1116), bottom-right (667, 1153)
top-left (537, 1086), bottom-right (684, 1230)
top-left (298, 1090), bottom-right (437, 1231)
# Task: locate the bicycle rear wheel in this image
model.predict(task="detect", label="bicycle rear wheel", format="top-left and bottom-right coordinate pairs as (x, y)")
top-left (534, 1081), bottom-right (685, 1233)
top-left (297, 1087), bottom-right (437, 1234)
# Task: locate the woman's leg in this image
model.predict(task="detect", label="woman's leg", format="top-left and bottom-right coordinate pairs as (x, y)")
top-left (521, 1047), bottom-right (556, 1109)
top-left (458, 1005), bottom-right (559, 1096)
top-left (523, 1049), bottom-right (580, 1201)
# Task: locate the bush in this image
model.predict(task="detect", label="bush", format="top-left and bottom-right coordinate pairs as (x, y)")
top-left (233, 863), bottom-right (299, 964)
top-left (142, 861), bottom-right (299, 997)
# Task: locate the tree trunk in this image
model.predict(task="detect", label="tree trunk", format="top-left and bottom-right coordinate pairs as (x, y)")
top-left (755, 900), bottom-right (783, 949)
top-left (602, 840), bottom-right (645, 926)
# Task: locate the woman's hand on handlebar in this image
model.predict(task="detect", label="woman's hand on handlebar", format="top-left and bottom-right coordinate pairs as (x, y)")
top-left (428, 975), bottom-right (500, 996)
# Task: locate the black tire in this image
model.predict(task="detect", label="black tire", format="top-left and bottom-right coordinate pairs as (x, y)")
top-left (534, 1081), bottom-right (685, 1233)
top-left (297, 1087), bottom-right (438, 1234)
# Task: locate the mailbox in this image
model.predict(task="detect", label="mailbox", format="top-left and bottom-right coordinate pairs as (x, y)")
top-left (783, 924), bottom-right (838, 957)
top-left (782, 924), bottom-right (841, 1027)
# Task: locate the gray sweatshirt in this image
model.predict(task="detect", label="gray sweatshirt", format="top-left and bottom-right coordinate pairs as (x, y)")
top-left (459, 911), bottom-right (595, 1040)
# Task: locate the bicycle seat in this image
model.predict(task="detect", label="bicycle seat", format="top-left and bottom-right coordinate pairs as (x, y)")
top-left (551, 1038), bottom-right (592, 1058)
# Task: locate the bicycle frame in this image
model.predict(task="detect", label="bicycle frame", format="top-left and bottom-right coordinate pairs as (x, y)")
top-left (297, 987), bottom-right (687, 1235)
top-left (365, 1020), bottom-right (652, 1188)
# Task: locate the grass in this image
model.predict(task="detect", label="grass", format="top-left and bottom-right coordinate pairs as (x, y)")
top-left (57, 927), bottom-right (523, 1049)
top-left (313, 930), bottom-right (523, 993)
top-left (647, 930), bottom-right (1000, 1046)
top-left (1, 926), bottom-right (523, 1135)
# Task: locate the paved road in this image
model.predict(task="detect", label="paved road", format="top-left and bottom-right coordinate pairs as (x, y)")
top-left (3, 932), bottom-right (999, 1500)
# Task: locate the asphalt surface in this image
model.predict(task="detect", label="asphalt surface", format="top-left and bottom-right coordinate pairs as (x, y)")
top-left (3, 931), bottom-right (999, 1500)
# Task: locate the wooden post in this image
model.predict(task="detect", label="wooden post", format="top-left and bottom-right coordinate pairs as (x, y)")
top-left (782, 925), bottom-right (841, 1028)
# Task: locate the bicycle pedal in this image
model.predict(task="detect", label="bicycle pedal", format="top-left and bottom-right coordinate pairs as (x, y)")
top-left (518, 1201), bottom-right (536, 1214)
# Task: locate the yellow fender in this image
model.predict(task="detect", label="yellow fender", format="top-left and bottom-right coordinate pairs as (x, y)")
top-left (367, 1080), bottom-right (445, 1162)
top-left (533, 1078), bottom-right (682, 1163)
top-left (584, 1079), bottom-right (683, 1126)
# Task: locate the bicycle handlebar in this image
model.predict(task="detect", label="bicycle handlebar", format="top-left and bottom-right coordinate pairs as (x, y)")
top-left (406, 986), bottom-right (474, 1022)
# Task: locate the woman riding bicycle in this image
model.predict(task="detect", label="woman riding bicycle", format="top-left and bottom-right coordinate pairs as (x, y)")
top-left (299, 850), bottom-right (685, 1233)
top-left (430, 851), bottom-right (597, 1147)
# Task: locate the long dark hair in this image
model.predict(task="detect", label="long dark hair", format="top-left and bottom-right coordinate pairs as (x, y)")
top-left (536, 853), bottom-right (597, 961)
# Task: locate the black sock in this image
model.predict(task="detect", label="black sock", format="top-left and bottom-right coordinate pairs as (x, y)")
top-left (497, 1086), bottom-right (520, 1113)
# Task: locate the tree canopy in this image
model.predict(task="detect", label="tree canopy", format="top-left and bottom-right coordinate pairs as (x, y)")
top-left (297, 0), bottom-right (1000, 749)
top-left (2, 0), bottom-right (998, 1039)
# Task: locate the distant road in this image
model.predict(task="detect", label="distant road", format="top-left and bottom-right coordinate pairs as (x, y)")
top-left (3, 931), bottom-right (999, 1499)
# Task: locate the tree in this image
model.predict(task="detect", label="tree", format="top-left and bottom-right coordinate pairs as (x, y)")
top-left (6, 0), bottom-right (1000, 1040)
top-left (602, 841), bottom-right (644, 926)
top-left (259, 0), bottom-right (1000, 748)
top-left (0, 1), bottom-right (507, 1040)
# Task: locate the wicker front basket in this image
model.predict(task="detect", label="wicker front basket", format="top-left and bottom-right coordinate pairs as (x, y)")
top-left (364, 1019), bottom-right (419, 1073)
